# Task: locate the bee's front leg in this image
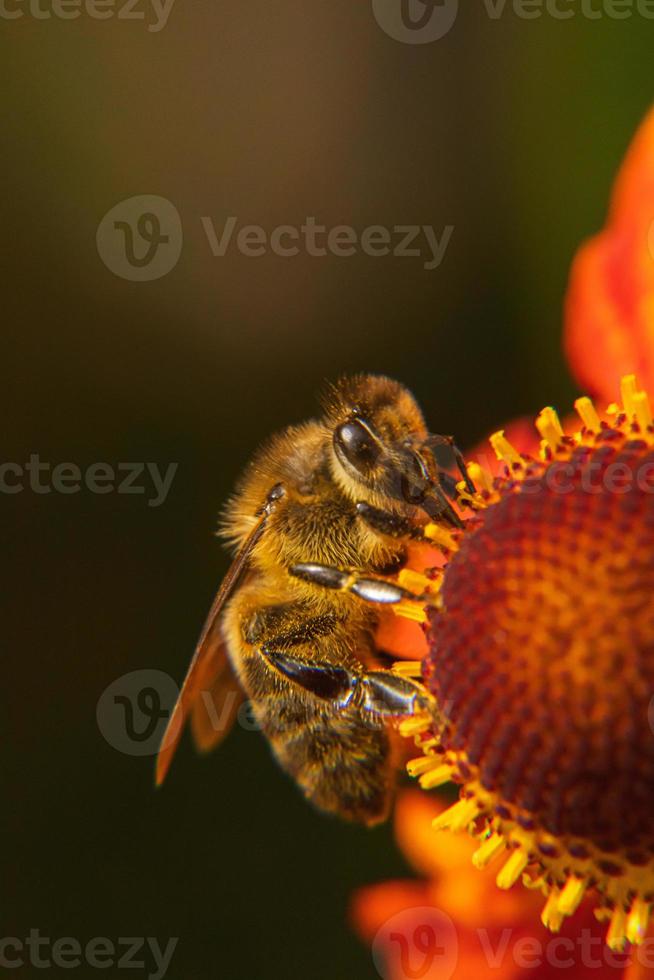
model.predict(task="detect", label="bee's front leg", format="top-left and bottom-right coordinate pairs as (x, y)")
top-left (289, 562), bottom-right (427, 605)
top-left (354, 501), bottom-right (430, 541)
top-left (260, 645), bottom-right (430, 718)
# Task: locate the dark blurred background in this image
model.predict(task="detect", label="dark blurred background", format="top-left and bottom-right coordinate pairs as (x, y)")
top-left (2, 2), bottom-right (652, 977)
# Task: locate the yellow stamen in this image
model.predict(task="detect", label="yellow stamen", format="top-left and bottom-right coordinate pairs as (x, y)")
top-left (606, 907), bottom-right (628, 952)
top-left (490, 430), bottom-right (522, 466)
top-left (423, 523), bottom-right (458, 550)
top-left (557, 876), bottom-right (587, 916)
top-left (392, 660), bottom-right (422, 679)
top-left (419, 764), bottom-right (455, 790)
top-left (496, 848), bottom-right (529, 890)
top-left (634, 390), bottom-right (653, 430)
top-left (391, 600), bottom-right (427, 623)
top-left (472, 833), bottom-right (506, 869)
top-left (536, 407), bottom-right (565, 451)
top-left (397, 568), bottom-right (432, 596)
top-left (406, 755), bottom-right (441, 777)
top-left (398, 713), bottom-right (432, 737)
top-left (626, 897), bottom-right (650, 945)
top-left (432, 797), bottom-right (480, 833)
top-left (574, 396), bottom-right (601, 433)
top-left (621, 374), bottom-right (638, 417)
top-left (466, 461), bottom-right (494, 494)
top-left (541, 890), bottom-right (564, 933)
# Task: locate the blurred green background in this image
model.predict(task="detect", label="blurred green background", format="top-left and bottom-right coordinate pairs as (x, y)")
top-left (2, 3), bottom-right (652, 977)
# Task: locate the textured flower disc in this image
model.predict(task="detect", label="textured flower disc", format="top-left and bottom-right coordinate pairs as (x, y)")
top-left (394, 377), bottom-right (654, 951)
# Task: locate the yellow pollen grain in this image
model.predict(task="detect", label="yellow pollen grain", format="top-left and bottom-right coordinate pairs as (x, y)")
top-left (490, 430), bottom-right (522, 466)
top-left (496, 848), bottom-right (529, 890)
top-left (391, 600), bottom-right (427, 623)
top-left (574, 396), bottom-right (601, 433)
top-left (432, 797), bottom-right (480, 833)
top-left (472, 833), bottom-right (506, 869)
top-left (536, 407), bottom-right (564, 450)
top-left (626, 897), bottom-right (651, 945)
top-left (557, 876), bottom-right (587, 916)
top-left (419, 764), bottom-right (455, 790)
top-left (541, 890), bottom-right (564, 933)
top-left (606, 907), bottom-right (628, 952)
top-left (392, 660), bottom-right (422, 679)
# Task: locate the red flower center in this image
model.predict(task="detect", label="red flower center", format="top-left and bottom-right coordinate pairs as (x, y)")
top-left (425, 435), bottom-right (654, 861)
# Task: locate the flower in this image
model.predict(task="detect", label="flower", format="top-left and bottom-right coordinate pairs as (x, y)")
top-left (352, 792), bottom-right (649, 980)
top-left (367, 107), bottom-right (654, 956)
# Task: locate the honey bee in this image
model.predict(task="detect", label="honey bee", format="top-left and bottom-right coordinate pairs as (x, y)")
top-left (157, 375), bottom-right (473, 825)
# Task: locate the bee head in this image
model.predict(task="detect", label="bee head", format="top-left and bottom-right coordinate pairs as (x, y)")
top-left (322, 375), bottom-right (462, 526)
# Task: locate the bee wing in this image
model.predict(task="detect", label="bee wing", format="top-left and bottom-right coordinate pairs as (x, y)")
top-left (156, 506), bottom-right (273, 786)
top-left (189, 645), bottom-right (243, 754)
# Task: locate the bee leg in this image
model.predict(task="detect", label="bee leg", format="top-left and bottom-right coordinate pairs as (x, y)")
top-left (261, 646), bottom-right (430, 718)
top-left (449, 439), bottom-right (476, 495)
top-left (260, 646), bottom-right (355, 705)
top-left (425, 433), bottom-right (476, 496)
top-left (289, 563), bottom-right (425, 605)
top-left (419, 478), bottom-right (465, 528)
top-left (355, 501), bottom-right (432, 543)
top-left (357, 670), bottom-right (433, 718)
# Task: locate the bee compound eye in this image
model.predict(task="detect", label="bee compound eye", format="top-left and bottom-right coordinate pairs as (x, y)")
top-left (334, 420), bottom-right (380, 472)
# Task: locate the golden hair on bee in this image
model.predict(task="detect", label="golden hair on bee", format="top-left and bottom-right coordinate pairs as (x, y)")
top-left (157, 374), bottom-right (471, 825)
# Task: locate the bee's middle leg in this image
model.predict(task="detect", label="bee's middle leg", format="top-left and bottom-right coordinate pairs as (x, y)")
top-left (261, 645), bottom-right (431, 719)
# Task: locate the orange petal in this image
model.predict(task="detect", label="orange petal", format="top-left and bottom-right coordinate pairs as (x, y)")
top-left (376, 614), bottom-right (429, 661)
top-left (395, 791), bottom-right (476, 881)
top-left (374, 542), bottom-right (444, 662)
top-left (565, 107), bottom-right (654, 402)
top-left (350, 879), bottom-right (431, 941)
